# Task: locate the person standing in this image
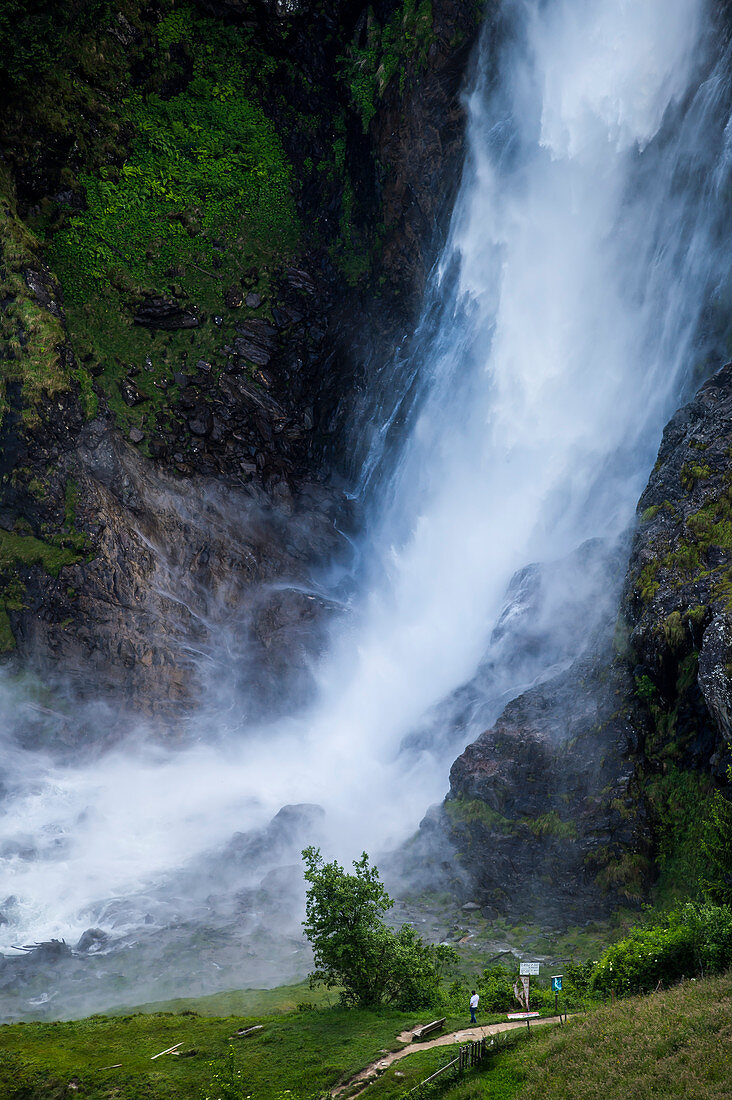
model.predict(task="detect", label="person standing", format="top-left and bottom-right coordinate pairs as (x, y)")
top-left (469, 989), bottom-right (479, 1025)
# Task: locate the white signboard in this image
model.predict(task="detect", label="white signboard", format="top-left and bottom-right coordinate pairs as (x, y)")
top-left (519, 962), bottom-right (540, 976)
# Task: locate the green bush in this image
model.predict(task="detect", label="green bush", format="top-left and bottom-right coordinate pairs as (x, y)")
top-left (591, 903), bottom-right (732, 996)
top-left (476, 966), bottom-right (515, 1012)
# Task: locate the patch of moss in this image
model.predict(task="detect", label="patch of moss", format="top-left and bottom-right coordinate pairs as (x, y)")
top-left (0, 166), bottom-right (74, 428)
top-left (522, 811), bottom-right (578, 841)
top-left (661, 611), bottom-right (685, 651)
top-left (444, 797), bottom-right (513, 833)
top-left (592, 848), bottom-right (651, 904)
top-left (37, 3), bottom-right (302, 438)
top-left (637, 559), bottom-right (660, 602)
top-left (0, 528), bottom-right (81, 578)
top-left (444, 798), bottom-right (578, 841)
top-left (645, 766), bottom-right (714, 904)
top-left (680, 461), bottom-right (711, 492)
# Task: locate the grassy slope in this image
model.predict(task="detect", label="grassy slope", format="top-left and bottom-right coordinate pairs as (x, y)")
top-left (0, 1004), bottom-right (416, 1100)
top-left (1, 972), bottom-right (731, 1099)
top-left (442, 972), bottom-right (732, 1100)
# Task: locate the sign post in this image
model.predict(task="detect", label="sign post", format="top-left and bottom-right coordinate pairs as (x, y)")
top-left (551, 975), bottom-right (563, 1018)
top-left (511, 962), bottom-right (540, 1033)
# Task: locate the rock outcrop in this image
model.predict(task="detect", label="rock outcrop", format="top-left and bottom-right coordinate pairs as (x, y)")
top-left (430, 363), bottom-right (732, 923)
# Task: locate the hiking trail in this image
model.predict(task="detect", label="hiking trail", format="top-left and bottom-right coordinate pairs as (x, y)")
top-left (332, 1015), bottom-right (563, 1097)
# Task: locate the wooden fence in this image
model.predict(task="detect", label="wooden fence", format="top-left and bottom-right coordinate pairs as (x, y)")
top-left (406, 1037), bottom-right (488, 1097)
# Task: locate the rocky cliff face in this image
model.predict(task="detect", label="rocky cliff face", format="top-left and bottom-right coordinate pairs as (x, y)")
top-left (430, 364), bottom-right (732, 923)
top-left (0, 0), bottom-right (484, 733)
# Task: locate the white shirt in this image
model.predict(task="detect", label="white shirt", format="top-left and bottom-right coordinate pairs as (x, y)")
top-left (470, 993), bottom-right (479, 1008)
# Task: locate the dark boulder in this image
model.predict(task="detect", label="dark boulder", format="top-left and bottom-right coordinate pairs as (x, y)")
top-left (134, 297), bottom-right (201, 330)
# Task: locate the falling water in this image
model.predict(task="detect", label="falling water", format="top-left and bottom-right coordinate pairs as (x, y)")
top-left (1, 0), bottom-right (731, 970)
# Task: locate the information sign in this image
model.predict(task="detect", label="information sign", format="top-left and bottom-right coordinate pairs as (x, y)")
top-left (551, 975), bottom-right (563, 993)
top-left (519, 962), bottom-right (540, 976)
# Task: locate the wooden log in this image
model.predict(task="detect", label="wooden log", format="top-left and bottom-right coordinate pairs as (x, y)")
top-left (151, 1042), bottom-right (183, 1060)
top-left (229, 1025), bottom-right (264, 1039)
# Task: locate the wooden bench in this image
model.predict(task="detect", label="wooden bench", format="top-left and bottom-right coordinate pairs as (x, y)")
top-left (411, 1017), bottom-right (446, 1041)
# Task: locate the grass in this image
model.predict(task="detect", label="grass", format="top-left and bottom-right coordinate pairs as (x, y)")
top-left (1, 969), bottom-right (731, 1099)
top-left (0, 1005), bottom-right (417, 1100)
top-left (116, 979), bottom-right (337, 1018)
top-left (480, 971), bottom-right (732, 1099)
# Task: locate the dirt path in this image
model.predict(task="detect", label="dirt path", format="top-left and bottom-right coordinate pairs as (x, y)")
top-left (332, 1016), bottom-right (563, 1098)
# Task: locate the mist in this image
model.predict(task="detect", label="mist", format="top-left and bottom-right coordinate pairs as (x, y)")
top-left (2, 0), bottom-right (732, 1010)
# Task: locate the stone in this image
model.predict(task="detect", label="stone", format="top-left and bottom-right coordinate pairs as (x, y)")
top-left (75, 928), bottom-right (109, 954)
top-left (245, 291), bottom-right (262, 308)
top-left (188, 409), bottom-right (213, 437)
top-left (129, 427), bottom-right (145, 444)
top-left (119, 378), bottom-right (145, 407)
top-left (233, 319), bottom-right (278, 366)
top-left (134, 296), bottom-right (200, 330)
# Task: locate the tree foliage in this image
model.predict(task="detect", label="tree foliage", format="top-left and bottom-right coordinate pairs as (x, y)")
top-left (301, 846), bottom-right (455, 1009)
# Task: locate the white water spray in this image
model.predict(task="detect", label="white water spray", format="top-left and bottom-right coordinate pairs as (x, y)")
top-left (1, 0), bottom-right (730, 963)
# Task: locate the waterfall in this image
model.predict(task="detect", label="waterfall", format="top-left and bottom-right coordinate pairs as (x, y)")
top-left (1, 0), bottom-right (731, 963)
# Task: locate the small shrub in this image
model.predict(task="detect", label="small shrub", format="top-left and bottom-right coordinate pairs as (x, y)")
top-left (590, 903), bottom-right (732, 996)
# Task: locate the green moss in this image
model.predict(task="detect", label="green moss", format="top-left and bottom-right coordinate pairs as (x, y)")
top-left (35, 3), bottom-right (302, 437)
top-left (444, 797), bottom-right (513, 833)
top-left (635, 674), bottom-right (657, 702)
top-left (661, 611), bottom-right (685, 650)
top-left (646, 767), bottom-right (715, 904)
top-left (641, 504), bottom-right (660, 522)
top-left (0, 528), bottom-right (81, 578)
top-left (680, 461), bottom-right (712, 492)
top-left (592, 849), bottom-right (651, 904)
top-left (637, 486), bottom-right (732, 605)
top-left (50, 80), bottom-right (299, 307)
top-left (522, 811), bottom-right (578, 840)
top-left (445, 799), bottom-right (577, 842)
top-left (636, 559), bottom-right (660, 602)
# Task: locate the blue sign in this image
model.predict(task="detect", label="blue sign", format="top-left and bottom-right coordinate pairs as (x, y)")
top-left (551, 976), bottom-right (562, 993)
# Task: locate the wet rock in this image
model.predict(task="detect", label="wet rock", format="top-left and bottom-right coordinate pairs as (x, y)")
top-left (285, 267), bottom-right (315, 294)
top-left (23, 268), bottom-right (61, 317)
top-left (188, 408), bottom-right (213, 437)
top-left (623, 360), bottom-right (732, 776)
top-left (75, 928), bottom-right (109, 954)
top-left (119, 378), bottom-right (145, 407)
top-left (134, 296), bottom-right (200, 330)
top-left (233, 319), bottom-right (278, 367)
top-left (245, 292), bottom-right (262, 308)
top-left (225, 804), bottom-right (325, 869)
top-left (128, 427), bottom-right (145, 444)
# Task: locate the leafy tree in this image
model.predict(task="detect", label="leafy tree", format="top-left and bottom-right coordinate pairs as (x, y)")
top-left (301, 846), bottom-right (455, 1009)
